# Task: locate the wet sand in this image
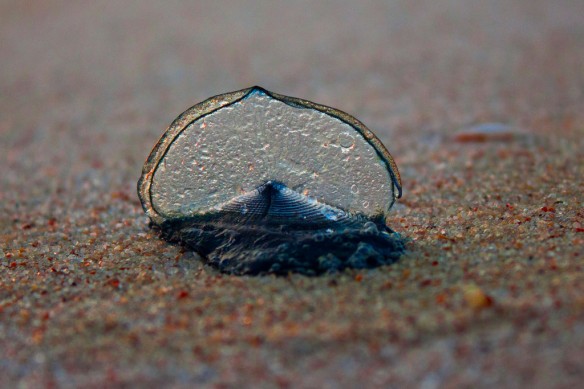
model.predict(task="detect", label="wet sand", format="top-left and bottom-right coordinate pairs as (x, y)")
top-left (1, 1), bottom-right (583, 387)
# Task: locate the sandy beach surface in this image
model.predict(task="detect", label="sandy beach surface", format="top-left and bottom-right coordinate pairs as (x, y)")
top-left (1, 1), bottom-right (583, 387)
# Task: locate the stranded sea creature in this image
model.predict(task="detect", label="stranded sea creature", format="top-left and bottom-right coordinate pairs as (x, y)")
top-left (138, 86), bottom-right (405, 275)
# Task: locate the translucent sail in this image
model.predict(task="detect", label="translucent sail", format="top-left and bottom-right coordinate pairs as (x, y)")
top-left (145, 87), bottom-right (401, 220)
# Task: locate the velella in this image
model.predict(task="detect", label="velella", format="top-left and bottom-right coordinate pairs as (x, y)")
top-left (138, 86), bottom-right (405, 275)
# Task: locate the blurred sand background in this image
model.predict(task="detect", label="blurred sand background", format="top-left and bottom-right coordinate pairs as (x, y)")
top-left (1, 0), bottom-right (583, 387)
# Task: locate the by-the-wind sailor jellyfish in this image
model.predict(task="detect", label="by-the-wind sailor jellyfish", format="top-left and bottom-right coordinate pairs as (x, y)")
top-left (138, 86), bottom-right (405, 275)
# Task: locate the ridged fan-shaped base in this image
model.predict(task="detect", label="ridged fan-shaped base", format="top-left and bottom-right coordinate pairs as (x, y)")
top-left (159, 182), bottom-right (406, 275)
